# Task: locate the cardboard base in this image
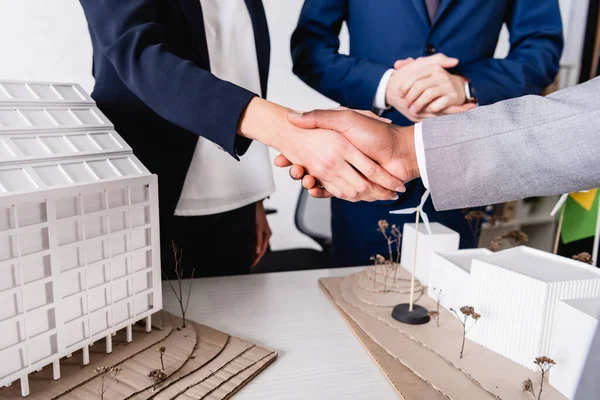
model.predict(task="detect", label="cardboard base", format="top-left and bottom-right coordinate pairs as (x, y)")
top-left (0, 312), bottom-right (276, 400)
top-left (320, 271), bottom-right (567, 400)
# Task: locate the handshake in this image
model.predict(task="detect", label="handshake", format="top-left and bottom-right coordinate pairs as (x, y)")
top-left (271, 107), bottom-right (420, 202)
top-left (240, 53), bottom-right (474, 202)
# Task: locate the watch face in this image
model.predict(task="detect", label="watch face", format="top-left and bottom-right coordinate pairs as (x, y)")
top-left (468, 83), bottom-right (477, 101)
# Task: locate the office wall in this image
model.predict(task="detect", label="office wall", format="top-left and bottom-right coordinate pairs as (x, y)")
top-left (0, 0), bottom-right (587, 251)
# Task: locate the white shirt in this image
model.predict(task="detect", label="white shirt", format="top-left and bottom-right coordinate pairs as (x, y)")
top-left (373, 71), bottom-right (430, 188)
top-left (175, 0), bottom-right (275, 216)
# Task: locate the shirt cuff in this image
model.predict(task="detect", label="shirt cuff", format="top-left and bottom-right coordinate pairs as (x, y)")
top-left (373, 69), bottom-right (394, 114)
top-left (414, 122), bottom-right (429, 189)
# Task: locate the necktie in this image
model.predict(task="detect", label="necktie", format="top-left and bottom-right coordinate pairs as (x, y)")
top-left (425, 0), bottom-right (441, 23)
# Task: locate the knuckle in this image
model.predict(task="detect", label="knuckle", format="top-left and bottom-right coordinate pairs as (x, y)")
top-left (363, 163), bottom-right (377, 178)
top-left (356, 181), bottom-right (370, 194)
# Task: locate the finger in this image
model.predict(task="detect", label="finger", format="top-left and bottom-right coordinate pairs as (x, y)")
top-left (399, 65), bottom-right (442, 98)
top-left (302, 175), bottom-right (317, 189)
top-left (394, 58), bottom-right (414, 69)
top-left (321, 106), bottom-right (392, 124)
top-left (345, 145), bottom-right (406, 195)
top-left (426, 95), bottom-right (451, 114)
top-left (421, 53), bottom-right (459, 69)
top-left (352, 109), bottom-right (392, 123)
top-left (396, 55), bottom-right (458, 90)
top-left (253, 227), bottom-right (270, 267)
top-left (338, 162), bottom-right (392, 202)
top-left (410, 87), bottom-right (444, 114)
top-left (287, 109), bottom-right (355, 131)
top-left (274, 154), bottom-right (293, 167)
top-left (307, 187), bottom-right (335, 198)
top-left (252, 225), bottom-right (264, 267)
top-left (289, 164), bottom-right (306, 180)
top-left (442, 103), bottom-right (477, 114)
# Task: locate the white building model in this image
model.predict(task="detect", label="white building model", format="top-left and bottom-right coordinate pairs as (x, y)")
top-left (400, 222), bottom-right (459, 286)
top-left (467, 246), bottom-right (600, 370)
top-left (550, 297), bottom-right (600, 399)
top-left (0, 80), bottom-right (161, 397)
top-left (428, 248), bottom-right (492, 313)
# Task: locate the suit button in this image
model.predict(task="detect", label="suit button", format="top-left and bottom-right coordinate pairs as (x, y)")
top-left (424, 44), bottom-right (436, 55)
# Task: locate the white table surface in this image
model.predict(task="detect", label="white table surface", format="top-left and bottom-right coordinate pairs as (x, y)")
top-left (162, 267), bottom-right (399, 400)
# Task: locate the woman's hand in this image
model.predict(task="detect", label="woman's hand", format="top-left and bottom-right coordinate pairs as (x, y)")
top-left (252, 200), bottom-right (271, 267)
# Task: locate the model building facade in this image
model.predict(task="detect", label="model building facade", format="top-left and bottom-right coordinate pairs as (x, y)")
top-left (0, 80), bottom-right (161, 396)
top-left (400, 222), bottom-right (459, 286)
top-left (428, 248), bottom-right (492, 314)
top-left (467, 246), bottom-right (600, 370)
top-left (550, 297), bottom-right (600, 399)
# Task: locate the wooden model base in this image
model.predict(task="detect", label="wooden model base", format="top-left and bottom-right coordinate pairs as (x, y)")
top-left (320, 268), bottom-right (567, 400)
top-left (0, 312), bottom-right (276, 399)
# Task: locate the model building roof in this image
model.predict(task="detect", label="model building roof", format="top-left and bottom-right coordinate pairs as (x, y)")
top-left (0, 80), bottom-right (149, 195)
top-left (437, 248), bottom-right (492, 273)
top-left (561, 297), bottom-right (600, 319)
top-left (477, 246), bottom-right (600, 282)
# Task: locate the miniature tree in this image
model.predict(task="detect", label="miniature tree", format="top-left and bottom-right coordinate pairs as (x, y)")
top-left (573, 252), bottom-right (593, 265)
top-left (376, 220), bottom-right (402, 280)
top-left (159, 346), bottom-right (166, 370)
top-left (94, 366), bottom-right (122, 400)
top-left (522, 356), bottom-right (556, 400)
top-left (148, 369), bottom-right (167, 391)
top-left (450, 306), bottom-right (481, 359)
top-left (162, 241), bottom-right (195, 328)
top-left (488, 230), bottom-right (528, 252)
top-left (428, 288), bottom-right (443, 327)
top-left (464, 210), bottom-right (486, 244)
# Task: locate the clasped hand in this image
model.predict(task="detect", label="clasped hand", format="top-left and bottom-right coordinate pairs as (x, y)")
top-left (387, 54), bottom-right (475, 122)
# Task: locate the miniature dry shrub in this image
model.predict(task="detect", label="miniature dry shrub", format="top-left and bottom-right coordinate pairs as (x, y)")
top-left (94, 366), bottom-right (122, 400)
top-left (159, 346), bottom-right (166, 370)
top-left (450, 306), bottom-right (481, 359)
top-left (522, 356), bottom-right (556, 399)
top-left (369, 220), bottom-right (403, 291)
top-left (572, 252), bottom-right (593, 265)
top-left (148, 368), bottom-right (167, 391)
top-left (428, 288), bottom-right (443, 327)
top-left (162, 241), bottom-right (195, 328)
top-left (488, 230), bottom-right (528, 251)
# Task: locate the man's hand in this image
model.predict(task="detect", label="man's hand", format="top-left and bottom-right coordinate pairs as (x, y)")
top-left (276, 109), bottom-right (421, 199)
top-left (239, 98), bottom-right (405, 202)
top-left (386, 54), bottom-right (475, 120)
top-left (252, 201), bottom-right (271, 268)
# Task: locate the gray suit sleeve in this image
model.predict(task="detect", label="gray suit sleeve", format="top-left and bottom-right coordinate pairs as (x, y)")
top-left (422, 77), bottom-right (600, 211)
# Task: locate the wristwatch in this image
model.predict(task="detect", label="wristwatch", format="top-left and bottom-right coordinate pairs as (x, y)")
top-left (464, 80), bottom-right (478, 103)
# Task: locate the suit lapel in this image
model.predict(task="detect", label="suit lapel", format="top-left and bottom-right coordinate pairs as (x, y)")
top-left (178, 0), bottom-right (210, 68)
top-left (432, 0), bottom-right (455, 27)
top-left (244, 0), bottom-right (271, 98)
top-left (408, 0), bottom-right (432, 30)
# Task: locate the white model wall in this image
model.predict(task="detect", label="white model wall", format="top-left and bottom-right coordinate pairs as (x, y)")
top-left (550, 298), bottom-right (600, 400)
top-left (468, 247), bottom-right (600, 370)
top-left (0, 0), bottom-right (587, 250)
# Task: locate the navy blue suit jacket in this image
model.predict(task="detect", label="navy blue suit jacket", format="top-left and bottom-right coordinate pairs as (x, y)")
top-left (291, 0), bottom-right (563, 126)
top-left (79, 0), bottom-right (269, 218)
top-left (290, 0), bottom-right (563, 266)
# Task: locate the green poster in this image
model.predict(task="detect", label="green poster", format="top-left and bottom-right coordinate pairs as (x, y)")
top-left (561, 192), bottom-right (599, 244)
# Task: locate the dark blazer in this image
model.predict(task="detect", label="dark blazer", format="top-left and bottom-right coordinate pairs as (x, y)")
top-left (291, 0), bottom-right (563, 126)
top-left (79, 0), bottom-right (269, 219)
top-left (290, 0), bottom-right (563, 266)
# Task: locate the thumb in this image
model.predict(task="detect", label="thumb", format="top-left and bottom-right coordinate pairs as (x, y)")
top-left (394, 58), bottom-right (414, 69)
top-left (287, 109), bottom-right (353, 133)
top-left (443, 103), bottom-right (476, 115)
top-left (440, 57), bottom-right (459, 69)
top-left (274, 153), bottom-right (293, 167)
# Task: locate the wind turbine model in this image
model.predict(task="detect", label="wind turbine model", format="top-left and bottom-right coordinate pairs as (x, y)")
top-left (389, 190), bottom-right (431, 325)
